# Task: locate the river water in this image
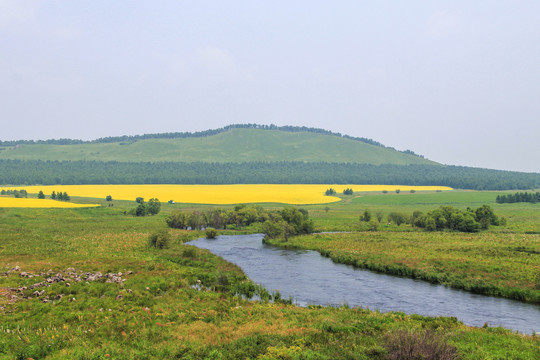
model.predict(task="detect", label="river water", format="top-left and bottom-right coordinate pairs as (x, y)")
top-left (186, 234), bottom-right (539, 334)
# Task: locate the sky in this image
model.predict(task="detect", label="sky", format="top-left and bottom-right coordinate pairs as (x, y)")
top-left (1, 1), bottom-right (539, 173)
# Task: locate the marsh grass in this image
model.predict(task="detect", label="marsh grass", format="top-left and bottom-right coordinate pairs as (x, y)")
top-left (0, 192), bottom-right (539, 358)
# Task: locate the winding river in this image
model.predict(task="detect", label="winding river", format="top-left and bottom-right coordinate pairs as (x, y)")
top-left (186, 234), bottom-right (539, 334)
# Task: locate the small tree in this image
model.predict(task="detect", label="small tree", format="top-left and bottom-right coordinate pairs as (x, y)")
top-left (147, 198), bottom-right (161, 215)
top-left (136, 197), bottom-right (144, 204)
top-left (63, 192), bottom-right (70, 201)
top-left (148, 230), bottom-right (171, 249)
top-left (324, 206), bottom-right (330, 213)
top-left (368, 219), bottom-right (379, 231)
top-left (395, 189), bottom-right (401, 194)
top-left (106, 195), bottom-right (113, 201)
top-left (166, 210), bottom-right (188, 229)
top-left (38, 190), bottom-right (45, 199)
top-left (376, 212), bottom-right (384, 223)
top-left (135, 203), bottom-right (148, 216)
top-left (325, 188), bottom-right (337, 196)
top-left (360, 210), bottom-right (372, 222)
top-left (388, 212), bottom-right (406, 226)
top-left (51, 191), bottom-right (56, 200)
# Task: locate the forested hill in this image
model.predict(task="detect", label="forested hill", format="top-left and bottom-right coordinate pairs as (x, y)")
top-left (0, 126), bottom-right (434, 166)
top-left (1, 160), bottom-right (539, 190)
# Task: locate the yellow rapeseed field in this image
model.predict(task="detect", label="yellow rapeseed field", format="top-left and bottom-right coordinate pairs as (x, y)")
top-left (0, 185), bottom-right (452, 205)
top-left (0, 197), bottom-right (99, 208)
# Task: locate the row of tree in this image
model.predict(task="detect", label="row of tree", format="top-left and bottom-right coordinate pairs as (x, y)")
top-left (496, 192), bottom-right (540, 204)
top-left (166, 204), bottom-right (273, 230)
top-left (166, 204), bottom-right (314, 241)
top-left (359, 205), bottom-right (503, 233)
top-left (2, 160), bottom-right (538, 190)
top-left (0, 189), bottom-right (28, 198)
top-left (50, 191), bottom-right (71, 201)
top-left (412, 205), bottom-right (503, 232)
top-left (128, 198), bottom-right (161, 216)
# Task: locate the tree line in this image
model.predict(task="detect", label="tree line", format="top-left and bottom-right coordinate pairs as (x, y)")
top-left (359, 205), bottom-right (504, 233)
top-left (1, 160), bottom-right (539, 190)
top-left (166, 204), bottom-right (313, 241)
top-left (496, 192), bottom-right (540, 204)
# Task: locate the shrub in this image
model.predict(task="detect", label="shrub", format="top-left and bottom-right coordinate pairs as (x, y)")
top-left (182, 247), bottom-right (197, 258)
top-left (325, 188), bottom-right (337, 196)
top-left (384, 329), bottom-right (457, 360)
top-left (388, 212), bottom-right (407, 226)
top-left (360, 209), bottom-right (372, 222)
top-left (166, 210), bottom-right (187, 229)
top-left (368, 219), bottom-right (379, 231)
top-left (136, 197), bottom-right (144, 203)
top-left (205, 227), bottom-right (218, 239)
top-left (105, 195), bottom-right (113, 201)
top-left (148, 230), bottom-right (171, 249)
top-left (147, 198), bottom-right (161, 215)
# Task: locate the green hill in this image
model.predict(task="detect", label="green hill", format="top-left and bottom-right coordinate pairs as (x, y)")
top-left (0, 127), bottom-right (436, 165)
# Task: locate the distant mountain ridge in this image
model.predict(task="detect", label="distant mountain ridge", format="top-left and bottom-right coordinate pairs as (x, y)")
top-left (0, 125), bottom-right (434, 166)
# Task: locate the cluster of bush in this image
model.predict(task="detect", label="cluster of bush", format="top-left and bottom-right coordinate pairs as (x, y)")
top-left (128, 198), bottom-right (161, 216)
top-left (325, 188), bottom-right (354, 195)
top-left (325, 188), bottom-right (337, 196)
top-left (360, 205), bottom-right (504, 233)
top-left (412, 205), bottom-right (503, 232)
top-left (166, 204), bottom-right (268, 230)
top-left (496, 191), bottom-right (540, 204)
top-left (50, 190), bottom-right (70, 201)
top-left (0, 189), bottom-right (28, 198)
top-left (166, 204), bottom-right (314, 241)
top-left (261, 207), bottom-right (314, 241)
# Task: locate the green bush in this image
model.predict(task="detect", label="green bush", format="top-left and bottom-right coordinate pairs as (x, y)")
top-left (205, 227), bottom-right (218, 239)
top-left (148, 230), bottom-right (171, 249)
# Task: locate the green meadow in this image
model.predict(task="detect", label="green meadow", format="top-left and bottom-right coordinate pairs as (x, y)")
top-left (0, 128), bottom-right (434, 165)
top-left (1, 189), bottom-right (539, 359)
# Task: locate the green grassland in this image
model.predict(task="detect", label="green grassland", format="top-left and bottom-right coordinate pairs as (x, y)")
top-left (0, 128), bottom-right (435, 165)
top-left (1, 190), bottom-right (539, 359)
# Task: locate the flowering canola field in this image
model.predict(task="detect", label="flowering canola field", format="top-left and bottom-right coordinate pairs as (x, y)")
top-left (0, 197), bottom-right (99, 208)
top-left (1, 185), bottom-right (452, 205)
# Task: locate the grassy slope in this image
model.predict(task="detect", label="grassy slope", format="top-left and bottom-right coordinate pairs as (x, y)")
top-left (1, 200), bottom-right (538, 359)
top-left (0, 128), bottom-right (437, 165)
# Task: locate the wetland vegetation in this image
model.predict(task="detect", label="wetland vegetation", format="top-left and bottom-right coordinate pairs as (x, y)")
top-left (1, 188), bottom-right (539, 358)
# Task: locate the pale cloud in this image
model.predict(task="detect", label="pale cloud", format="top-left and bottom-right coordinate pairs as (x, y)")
top-left (198, 46), bottom-right (236, 74)
top-left (425, 10), bottom-right (462, 38)
top-left (0, 0), bottom-right (39, 27)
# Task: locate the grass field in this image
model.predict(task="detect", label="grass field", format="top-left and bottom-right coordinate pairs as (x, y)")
top-left (1, 189), bottom-right (539, 359)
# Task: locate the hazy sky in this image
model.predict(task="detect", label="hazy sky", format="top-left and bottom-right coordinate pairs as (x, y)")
top-left (1, 1), bottom-right (539, 172)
